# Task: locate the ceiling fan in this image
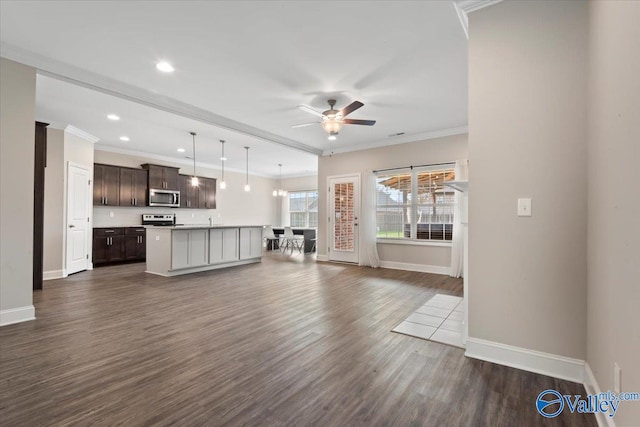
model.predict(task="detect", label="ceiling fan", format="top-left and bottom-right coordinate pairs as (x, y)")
top-left (293, 99), bottom-right (376, 140)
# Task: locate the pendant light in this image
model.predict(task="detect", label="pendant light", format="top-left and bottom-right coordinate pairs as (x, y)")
top-left (272, 164), bottom-right (287, 197)
top-left (219, 139), bottom-right (227, 190)
top-left (190, 132), bottom-right (198, 186)
top-left (244, 146), bottom-right (250, 192)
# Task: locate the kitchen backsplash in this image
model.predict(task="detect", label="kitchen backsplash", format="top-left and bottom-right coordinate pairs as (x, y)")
top-left (93, 206), bottom-right (221, 227)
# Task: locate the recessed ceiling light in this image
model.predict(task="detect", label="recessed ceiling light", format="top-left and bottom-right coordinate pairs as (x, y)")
top-left (177, 148), bottom-right (185, 153)
top-left (328, 135), bottom-right (337, 141)
top-left (156, 61), bottom-right (175, 73)
top-left (107, 114), bottom-right (120, 121)
top-left (120, 136), bottom-right (130, 142)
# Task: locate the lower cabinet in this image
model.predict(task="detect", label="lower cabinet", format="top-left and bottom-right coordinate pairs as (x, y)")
top-left (125, 227), bottom-right (146, 260)
top-left (210, 228), bottom-right (239, 264)
top-left (172, 229), bottom-right (209, 269)
top-left (240, 227), bottom-right (263, 260)
top-left (93, 227), bottom-right (146, 266)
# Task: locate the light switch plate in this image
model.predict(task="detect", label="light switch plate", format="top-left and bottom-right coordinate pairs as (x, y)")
top-left (614, 363), bottom-right (621, 394)
top-left (155, 236), bottom-right (160, 241)
top-left (517, 198), bottom-right (532, 216)
top-left (109, 211), bottom-right (114, 218)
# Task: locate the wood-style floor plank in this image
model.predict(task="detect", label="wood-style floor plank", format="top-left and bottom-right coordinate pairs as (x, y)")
top-left (0, 253), bottom-right (595, 426)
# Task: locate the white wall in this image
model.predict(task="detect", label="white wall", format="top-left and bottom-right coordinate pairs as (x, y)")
top-left (0, 58), bottom-right (36, 325)
top-left (317, 133), bottom-right (468, 271)
top-left (586, 1), bottom-right (640, 424)
top-left (468, 1), bottom-right (588, 359)
top-left (43, 128), bottom-right (65, 277)
top-left (93, 150), bottom-right (278, 227)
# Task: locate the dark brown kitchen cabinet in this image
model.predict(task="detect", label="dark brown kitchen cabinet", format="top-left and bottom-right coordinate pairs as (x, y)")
top-left (93, 227), bottom-right (145, 265)
top-left (93, 164), bottom-right (120, 206)
top-left (179, 175), bottom-right (216, 209)
top-left (204, 177), bottom-right (217, 209)
top-left (124, 227), bottom-right (146, 260)
top-left (119, 167), bottom-right (148, 207)
top-left (142, 164), bottom-right (179, 191)
top-left (93, 228), bottom-right (125, 264)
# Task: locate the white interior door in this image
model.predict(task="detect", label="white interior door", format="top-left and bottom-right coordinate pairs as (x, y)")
top-left (66, 164), bottom-right (90, 275)
top-left (328, 174), bottom-right (360, 263)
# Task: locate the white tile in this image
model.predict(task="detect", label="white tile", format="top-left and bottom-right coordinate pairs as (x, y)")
top-left (405, 313), bottom-right (445, 328)
top-left (424, 298), bottom-right (459, 310)
top-left (429, 328), bottom-right (464, 348)
top-left (446, 311), bottom-right (464, 321)
top-left (439, 318), bottom-right (463, 332)
top-left (431, 294), bottom-right (462, 302)
top-left (392, 321), bottom-right (437, 340)
top-left (414, 305), bottom-right (451, 318)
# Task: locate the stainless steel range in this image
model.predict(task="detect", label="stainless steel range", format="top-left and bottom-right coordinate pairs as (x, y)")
top-left (141, 214), bottom-right (175, 226)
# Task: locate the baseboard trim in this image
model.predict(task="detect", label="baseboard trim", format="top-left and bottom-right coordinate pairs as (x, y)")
top-left (316, 255), bottom-right (329, 262)
top-left (0, 305), bottom-right (36, 326)
top-left (43, 269), bottom-right (64, 280)
top-left (584, 362), bottom-right (616, 427)
top-left (465, 337), bottom-right (585, 383)
top-left (379, 260), bottom-right (451, 276)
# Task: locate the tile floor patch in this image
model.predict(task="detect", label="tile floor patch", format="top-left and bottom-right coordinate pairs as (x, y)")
top-left (392, 293), bottom-right (464, 349)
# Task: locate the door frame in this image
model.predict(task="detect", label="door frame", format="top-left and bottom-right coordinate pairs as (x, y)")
top-left (326, 173), bottom-right (361, 264)
top-left (64, 161), bottom-right (93, 276)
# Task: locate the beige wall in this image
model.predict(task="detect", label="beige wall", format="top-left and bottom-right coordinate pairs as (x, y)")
top-left (94, 150), bottom-right (278, 227)
top-left (43, 128), bottom-right (65, 275)
top-left (586, 1), bottom-right (640, 424)
top-left (317, 133), bottom-right (468, 269)
top-left (0, 58), bottom-right (36, 318)
top-left (468, 1), bottom-right (588, 358)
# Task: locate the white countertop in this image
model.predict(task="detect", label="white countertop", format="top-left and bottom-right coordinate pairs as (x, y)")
top-left (146, 224), bottom-right (265, 230)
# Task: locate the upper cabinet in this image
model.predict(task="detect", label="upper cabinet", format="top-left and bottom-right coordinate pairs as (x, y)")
top-left (94, 164), bottom-right (120, 206)
top-left (179, 174), bottom-right (216, 209)
top-left (119, 167), bottom-right (148, 207)
top-left (142, 164), bottom-right (179, 191)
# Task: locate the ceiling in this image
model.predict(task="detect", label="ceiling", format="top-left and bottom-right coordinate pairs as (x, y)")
top-left (1, 1), bottom-right (468, 176)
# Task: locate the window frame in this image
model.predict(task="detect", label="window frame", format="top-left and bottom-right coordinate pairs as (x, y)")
top-left (375, 164), bottom-right (455, 246)
top-left (288, 190), bottom-right (318, 228)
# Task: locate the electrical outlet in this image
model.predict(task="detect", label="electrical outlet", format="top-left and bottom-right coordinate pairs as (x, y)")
top-left (109, 211), bottom-right (114, 218)
top-left (614, 363), bottom-right (621, 394)
top-left (191, 213), bottom-right (195, 218)
top-left (517, 198), bottom-right (532, 216)
top-left (155, 236), bottom-right (160, 241)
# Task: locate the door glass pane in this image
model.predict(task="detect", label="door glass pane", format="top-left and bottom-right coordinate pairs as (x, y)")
top-left (334, 182), bottom-right (354, 251)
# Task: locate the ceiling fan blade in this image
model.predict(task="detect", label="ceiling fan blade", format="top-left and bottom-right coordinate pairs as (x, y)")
top-left (340, 101), bottom-right (364, 117)
top-left (343, 118), bottom-right (376, 126)
top-left (291, 122), bottom-right (319, 128)
top-left (297, 104), bottom-right (324, 118)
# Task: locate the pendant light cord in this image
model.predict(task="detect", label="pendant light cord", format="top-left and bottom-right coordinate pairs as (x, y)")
top-left (220, 140), bottom-right (225, 181)
top-left (191, 132), bottom-right (197, 177)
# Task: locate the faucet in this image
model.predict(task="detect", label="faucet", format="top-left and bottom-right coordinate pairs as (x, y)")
top-left (208, 216), bottom-right (212, 226)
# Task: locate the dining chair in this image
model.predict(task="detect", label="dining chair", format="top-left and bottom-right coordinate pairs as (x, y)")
top-left (264, 226), bottom-right (280, 251)
top-left (282, 226), bottom-right (304, 253)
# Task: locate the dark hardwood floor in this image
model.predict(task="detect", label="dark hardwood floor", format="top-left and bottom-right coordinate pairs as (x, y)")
top-left (0, 253), bottom-right (595, 426)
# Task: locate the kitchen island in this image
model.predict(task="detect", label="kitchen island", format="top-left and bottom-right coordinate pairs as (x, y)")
top-left (145, 225), bottom-right (263, 277)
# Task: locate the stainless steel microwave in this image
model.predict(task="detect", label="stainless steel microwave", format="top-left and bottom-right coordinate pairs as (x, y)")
top-left (148, 189), bottom-right (180, 207)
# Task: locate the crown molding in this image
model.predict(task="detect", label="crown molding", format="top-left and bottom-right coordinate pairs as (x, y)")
top-left (321, 125), bottom-right (468, 156)
top-left (93, 144), bottom-right (278, 178)
top-left (1, 43), bottom-right (322, 157)
top-left (64, 125), bottom-right (99, 143)
top-left (453, 0), bottom-right (504, 39)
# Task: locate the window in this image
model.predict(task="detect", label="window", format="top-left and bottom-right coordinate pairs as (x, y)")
top-left (289, 190), bottom-right (318, 228)
top-left (375, 166), bottom-right (455, 242)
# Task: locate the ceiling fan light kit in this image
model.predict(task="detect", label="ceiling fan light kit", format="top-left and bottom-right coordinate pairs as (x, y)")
top-left (296, 98), bottom-right (376, 139)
